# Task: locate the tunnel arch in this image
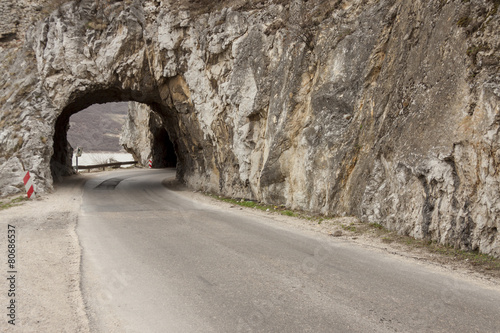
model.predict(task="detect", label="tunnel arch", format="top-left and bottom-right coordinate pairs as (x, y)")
top-left (50, 87), bottom-right (180, 181)
top-left (0, 0), bottom-right (252, 203)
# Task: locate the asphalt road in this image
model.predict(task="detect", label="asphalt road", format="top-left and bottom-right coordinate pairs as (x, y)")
top-left (77, 169), bottom-right (500, 333)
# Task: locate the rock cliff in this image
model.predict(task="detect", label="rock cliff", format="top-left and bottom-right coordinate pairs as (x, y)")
top-left (120, 102), bottom-right (155, 166)
top-left (0, 0), bottom-right (499, 256)
top-left (120, 101), bottom-right (177, 168)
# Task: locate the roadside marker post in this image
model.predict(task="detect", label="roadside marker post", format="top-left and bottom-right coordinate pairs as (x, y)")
top-left (23, 171), bottom-right (36, 199)
top-left (75, 147), bottom-right (83, 173)
top-left (148, 159), bottom-right (152, 168)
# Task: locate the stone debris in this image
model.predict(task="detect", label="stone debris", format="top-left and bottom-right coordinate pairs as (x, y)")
top-left (332, 230), bottom-right (343, 237)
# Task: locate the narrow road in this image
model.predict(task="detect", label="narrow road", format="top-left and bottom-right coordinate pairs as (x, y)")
top-left (78, 169), bottom-right (500, 333)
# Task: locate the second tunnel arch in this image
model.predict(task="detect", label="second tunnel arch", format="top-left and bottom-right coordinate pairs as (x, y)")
top-left (50, 87), bottom-right (182, 182)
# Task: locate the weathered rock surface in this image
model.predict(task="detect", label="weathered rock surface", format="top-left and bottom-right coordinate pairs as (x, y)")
top-left (0, 0), bottom-right (499, 257)
top-left (120, 102), bottom-right (155, 166)
top-left (120, 101), bottom-right (176, 168)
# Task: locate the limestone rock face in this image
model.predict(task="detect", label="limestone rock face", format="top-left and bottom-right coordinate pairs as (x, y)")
top-left (0, 0), bottom-right (499, 257)
top-left (120, 101), bottom-right (175, 168)
top-left (120, 102), bottom-right (154, 166)
top-left (0, 0), bottom-right (18, 40)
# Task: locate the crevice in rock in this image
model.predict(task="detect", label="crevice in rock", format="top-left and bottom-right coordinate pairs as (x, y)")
top-left (0, 33), bottom-right (17, 43)
top-left (51, 111), bottom-right (74, 181)
top-left (417, 174), bottom-right (433, 239)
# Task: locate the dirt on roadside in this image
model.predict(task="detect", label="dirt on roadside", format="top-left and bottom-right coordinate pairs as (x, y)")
top-left (0, 176), bottom-right (90, 333)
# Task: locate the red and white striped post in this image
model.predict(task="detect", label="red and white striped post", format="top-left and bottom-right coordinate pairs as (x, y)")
top-left (148, 159), bottom-right (152, 168)
top-left (23, 171), bottom-right (35, 199)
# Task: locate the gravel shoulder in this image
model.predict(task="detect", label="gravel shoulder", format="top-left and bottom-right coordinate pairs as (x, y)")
top-left (0, 175), bottom-right (90, 333)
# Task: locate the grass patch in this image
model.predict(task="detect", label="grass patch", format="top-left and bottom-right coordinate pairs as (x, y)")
top-left (369, 222), bottom-right (384, 230)
top-left (208, 195), bottom-right (273, 213)
top-left (427, 242), bottom-right (500, 271)
top-left (341, 223), bottom-right (358, 233)
top-left (0, 196), bottom-right (29, 211)
top-left (382, 237), bottom-right (394, 244)
top-left (457, 16), bottom-right (472, 27)
top-left (467, 45), bottom-right (484, 57)
top-left (373, 229), bottom-right (500, 275)
top-left (205, 194), bottom-right (315, 219)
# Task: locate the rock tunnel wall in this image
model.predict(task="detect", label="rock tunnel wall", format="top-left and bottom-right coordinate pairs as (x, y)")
top-left (119, 101), bottom-right (177, 168)
top-left (0, 0), bottom-right (499, 256)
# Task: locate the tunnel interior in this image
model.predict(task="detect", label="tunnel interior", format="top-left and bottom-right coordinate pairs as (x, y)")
top-left (50, 89), bottom-right (179, 181)
top-left (151, 126), bottom-right (177, 168)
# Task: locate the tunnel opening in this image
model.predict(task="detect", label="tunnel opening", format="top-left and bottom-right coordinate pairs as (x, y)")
top-left (151, 125), bottom-right (178, 168)
top-left (120, 101), bottom-right (178, 170)
top-left (67, 102), bottom-right (130, 154)
top-left (50, 89), bottom-right (179, 182)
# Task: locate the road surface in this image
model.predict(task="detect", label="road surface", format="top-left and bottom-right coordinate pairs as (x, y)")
top-left (77, 169), bottom-right (500, 332)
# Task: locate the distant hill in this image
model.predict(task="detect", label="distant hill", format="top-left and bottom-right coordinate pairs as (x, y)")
top-left (67, 102), bottom-right (128, 152)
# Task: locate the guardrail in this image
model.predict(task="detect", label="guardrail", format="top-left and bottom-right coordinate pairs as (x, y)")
top-left (76, 161), bottom-right (139, 170)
